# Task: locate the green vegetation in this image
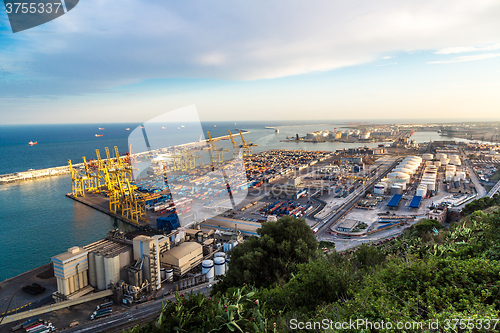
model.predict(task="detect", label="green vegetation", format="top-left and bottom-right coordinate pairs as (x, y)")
top-left (127, 207), bottom-right (500, 333)
top-left (490, 169), bottom-right (500, 182)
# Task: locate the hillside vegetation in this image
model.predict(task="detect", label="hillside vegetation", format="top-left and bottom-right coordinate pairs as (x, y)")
top-left (127, 199), bottom-right (500, 332)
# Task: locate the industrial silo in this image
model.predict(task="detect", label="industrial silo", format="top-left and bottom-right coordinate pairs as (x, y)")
top-left (214, 257), bottom-right (226, 276)
top-left (202, 260), bottom-right (214, 281)
top-left (95, 254), bottom-right (106, 290)
top-left (416, 185), bottom-right (427, 197)
top-left (422, 153), bottom-right (433, 161)
top-left (88, 252), bottom-right (97, 288)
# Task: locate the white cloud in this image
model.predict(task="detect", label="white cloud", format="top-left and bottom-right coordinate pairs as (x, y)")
top-left (383, 56), bottom-right (393, 59)
top-left (377, 62), bottom-right (398, 67)
top-left (435, 42), bottom-right (500, 54)
top-left (2, 0), bottom-right (500, 98)
top-left (428, 53), bottom-right (500, 64)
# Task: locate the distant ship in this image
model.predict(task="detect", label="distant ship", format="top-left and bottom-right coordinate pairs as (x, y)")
top-left (177, 127), bottom-right (181, 130)
top-left (214, 125), bottom-right (216, 127)
top-left (275, 128), bottom-right (279, 133)
top-left (181, 125), bottom-right (185, 128)
top-left (162, 127), bottom-right (167, 129)
top-left (99, 127), bottom-right (105, 130)
top-left (125, 128), bottom-right (130, 131)
top-left (28, 141), bottom-right (38, 145)
top-left (95, 134), bottom-right (103, 137)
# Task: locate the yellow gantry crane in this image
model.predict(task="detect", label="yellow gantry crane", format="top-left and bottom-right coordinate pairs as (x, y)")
top-left (238, 130), bottom-right (258, 157)
top-left (345, 175), bottom-right (370, 186)
top-left (228, 130), bottom-right (243, 158)
top-left (82, 156), bottom-right (99, 192)
top-left (207, 131), bottom-right (229, 164)
top-left (68, 159), bottom-right (87, 197)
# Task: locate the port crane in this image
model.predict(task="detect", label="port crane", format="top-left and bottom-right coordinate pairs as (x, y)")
top-left (207, 131), bottom-right (229, 165)
top-left (238, 130), bottom-right (258, 157)
top-left (82, 156), bottom-right (99, 193)
top-left (228, 130), bottom-right (243, 158)
top-left (68, 159), bottom-right (87, 197)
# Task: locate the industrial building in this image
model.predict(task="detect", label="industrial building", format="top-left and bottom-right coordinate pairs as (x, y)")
top-left (337, 219), bottom-right (359, 232)
top-left (51, 246), bottom-right (91, 302)
top-left (269, 184), bottom-right (307, 200)
top-left (160, 242), bottom-right (203, 276)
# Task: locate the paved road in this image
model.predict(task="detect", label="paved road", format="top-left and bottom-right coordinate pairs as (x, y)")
top-left (61, 283), bottom-right (212, 333)
top-left (316, 156), bottom-right (401, 240)
top-left (460, 149), bottom-right (487, 198)
top-left (487, 180), bottom-right (500, 198)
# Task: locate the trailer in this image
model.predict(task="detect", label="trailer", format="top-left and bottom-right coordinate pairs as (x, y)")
top-left (96, 301), bottom-right (114, 311)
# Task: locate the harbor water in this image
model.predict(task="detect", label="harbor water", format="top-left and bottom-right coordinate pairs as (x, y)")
top-left (0, 121), bottom-right (476, 281)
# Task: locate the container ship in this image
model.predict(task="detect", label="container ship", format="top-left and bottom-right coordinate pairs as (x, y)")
top-left (29, 141), bottom-right (38, 145)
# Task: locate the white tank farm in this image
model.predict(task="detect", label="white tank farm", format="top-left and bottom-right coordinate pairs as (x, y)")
top-left (440, 158), bottom-right (449, 166)
top-left (416, 185), bottom-right (427, 197)
top-left (422, 153), bottom-right (434, 160)
top-left (434, 161), bottom-right (441, 167)
top-left (95, 254), bottom-right (106, 290)
top-left (202, 260), bottom-right (214, 281)
top-left (88, 252), bottom-right (97, 288)
top-left (214, 252), bottom-right (226, 259)
top-left (214, 257), bottom-right (226, 276)
top-left (166, 268), bottom-right (173, 282)
top-left (446, 165), bottom-right (456, 173)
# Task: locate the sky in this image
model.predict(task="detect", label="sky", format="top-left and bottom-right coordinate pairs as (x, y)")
top-left (1, 0), bottom-right (500, 124)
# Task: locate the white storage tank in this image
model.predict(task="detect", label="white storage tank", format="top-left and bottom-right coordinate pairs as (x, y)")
top-left (456, 171), bottom-right (466, 180)
top-left (160, 268), bottom-right (166, 280)
top-left (166, 268), bottom-right (173, 282)
top-left (422, 153), bottom-right (433, 160)
top-left (416, 185), bottom-right (427, 197)
top-left (202, 260), bottom-right (214, 281)
top-left (214, 257), bottom-right (226, 276)
top-left (374, 183), bottom-right (386, 195)
top-left (391, 185), bottom-right (403, 195)
top-left (440, 158), bottom-right (449, 166)
top-left (422, 182), bottom-right (436, 191)
top-left (393, 167), bottom-right (413, 175)
top-left (434, 161), bottom-right (441, 167)
top-left (436, 153), bottom-right (447, 160)
top-left (225, 257), bottom-right (230, 271)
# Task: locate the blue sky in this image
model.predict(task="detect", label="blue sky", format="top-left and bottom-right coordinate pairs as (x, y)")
top-left (1, 0), bottom-right (500, 124)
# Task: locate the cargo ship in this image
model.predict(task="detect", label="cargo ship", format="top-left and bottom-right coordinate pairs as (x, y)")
top-left (99, 127), bottom-right (105, 130)
top-left (95, 134), bottom-right (103, 137)
top-left (28, 141), bottom-right (38, 145)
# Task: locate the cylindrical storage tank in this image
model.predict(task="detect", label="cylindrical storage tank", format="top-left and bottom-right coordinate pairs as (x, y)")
top-left (440, 158), bottom-right (449, 165)
top-left (95, 254), bottom-right (106, 290)
top-left (88, 252), bottom-right (97, 288)
top-left (422, 153), bottom-right (433, 160)
top-left (214, 257), bottom-right (226, 276)
top-left (225, 257), bottom-right (230, 271)
top-left (425, 182), bottom-right (436, 191)
top-left (202, 260), bottom-right (214, 281)
top-left (434, 161), bottom-right (441, 167)
top-left (416, 185), bottom-right (427, 197)
top-left (166, 268), bottom-right (173, 282)
top-left (456, 171), bottom-right (465, 180)
top-left (160, 268), bottom-right (166, 280)
top-left (214, 252), bottom-right (226, 259)
top-left (391, 185), bottom-right (403, 195)
top-left (393, 167), bottom-right (412, 175)
top-left (374, 183), bottom-right (386, 195)
top-left (104, 255), bottom-right (121, 288)
top-left (436, 153), bottom-right (447, 159)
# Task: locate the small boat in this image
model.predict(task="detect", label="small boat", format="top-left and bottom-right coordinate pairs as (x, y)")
top-left (125, 128), bottom-right (130, 131)
top-left (181, 125), bottom-right (185, 128)
top-left (162, 127), bottom-right (167, 129)
top-left (95, 134), bottom-right (103, 137)
top-left (28, 141), bottom-right (38, 145)
top-left (141, 126), bottom-right (145, 129)
top-left (99, 127), bottom-right (105, 130)
top-left (214, 125), bottom-right (216, 127)
top-left (177, 127), bottom-right (180, 130)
